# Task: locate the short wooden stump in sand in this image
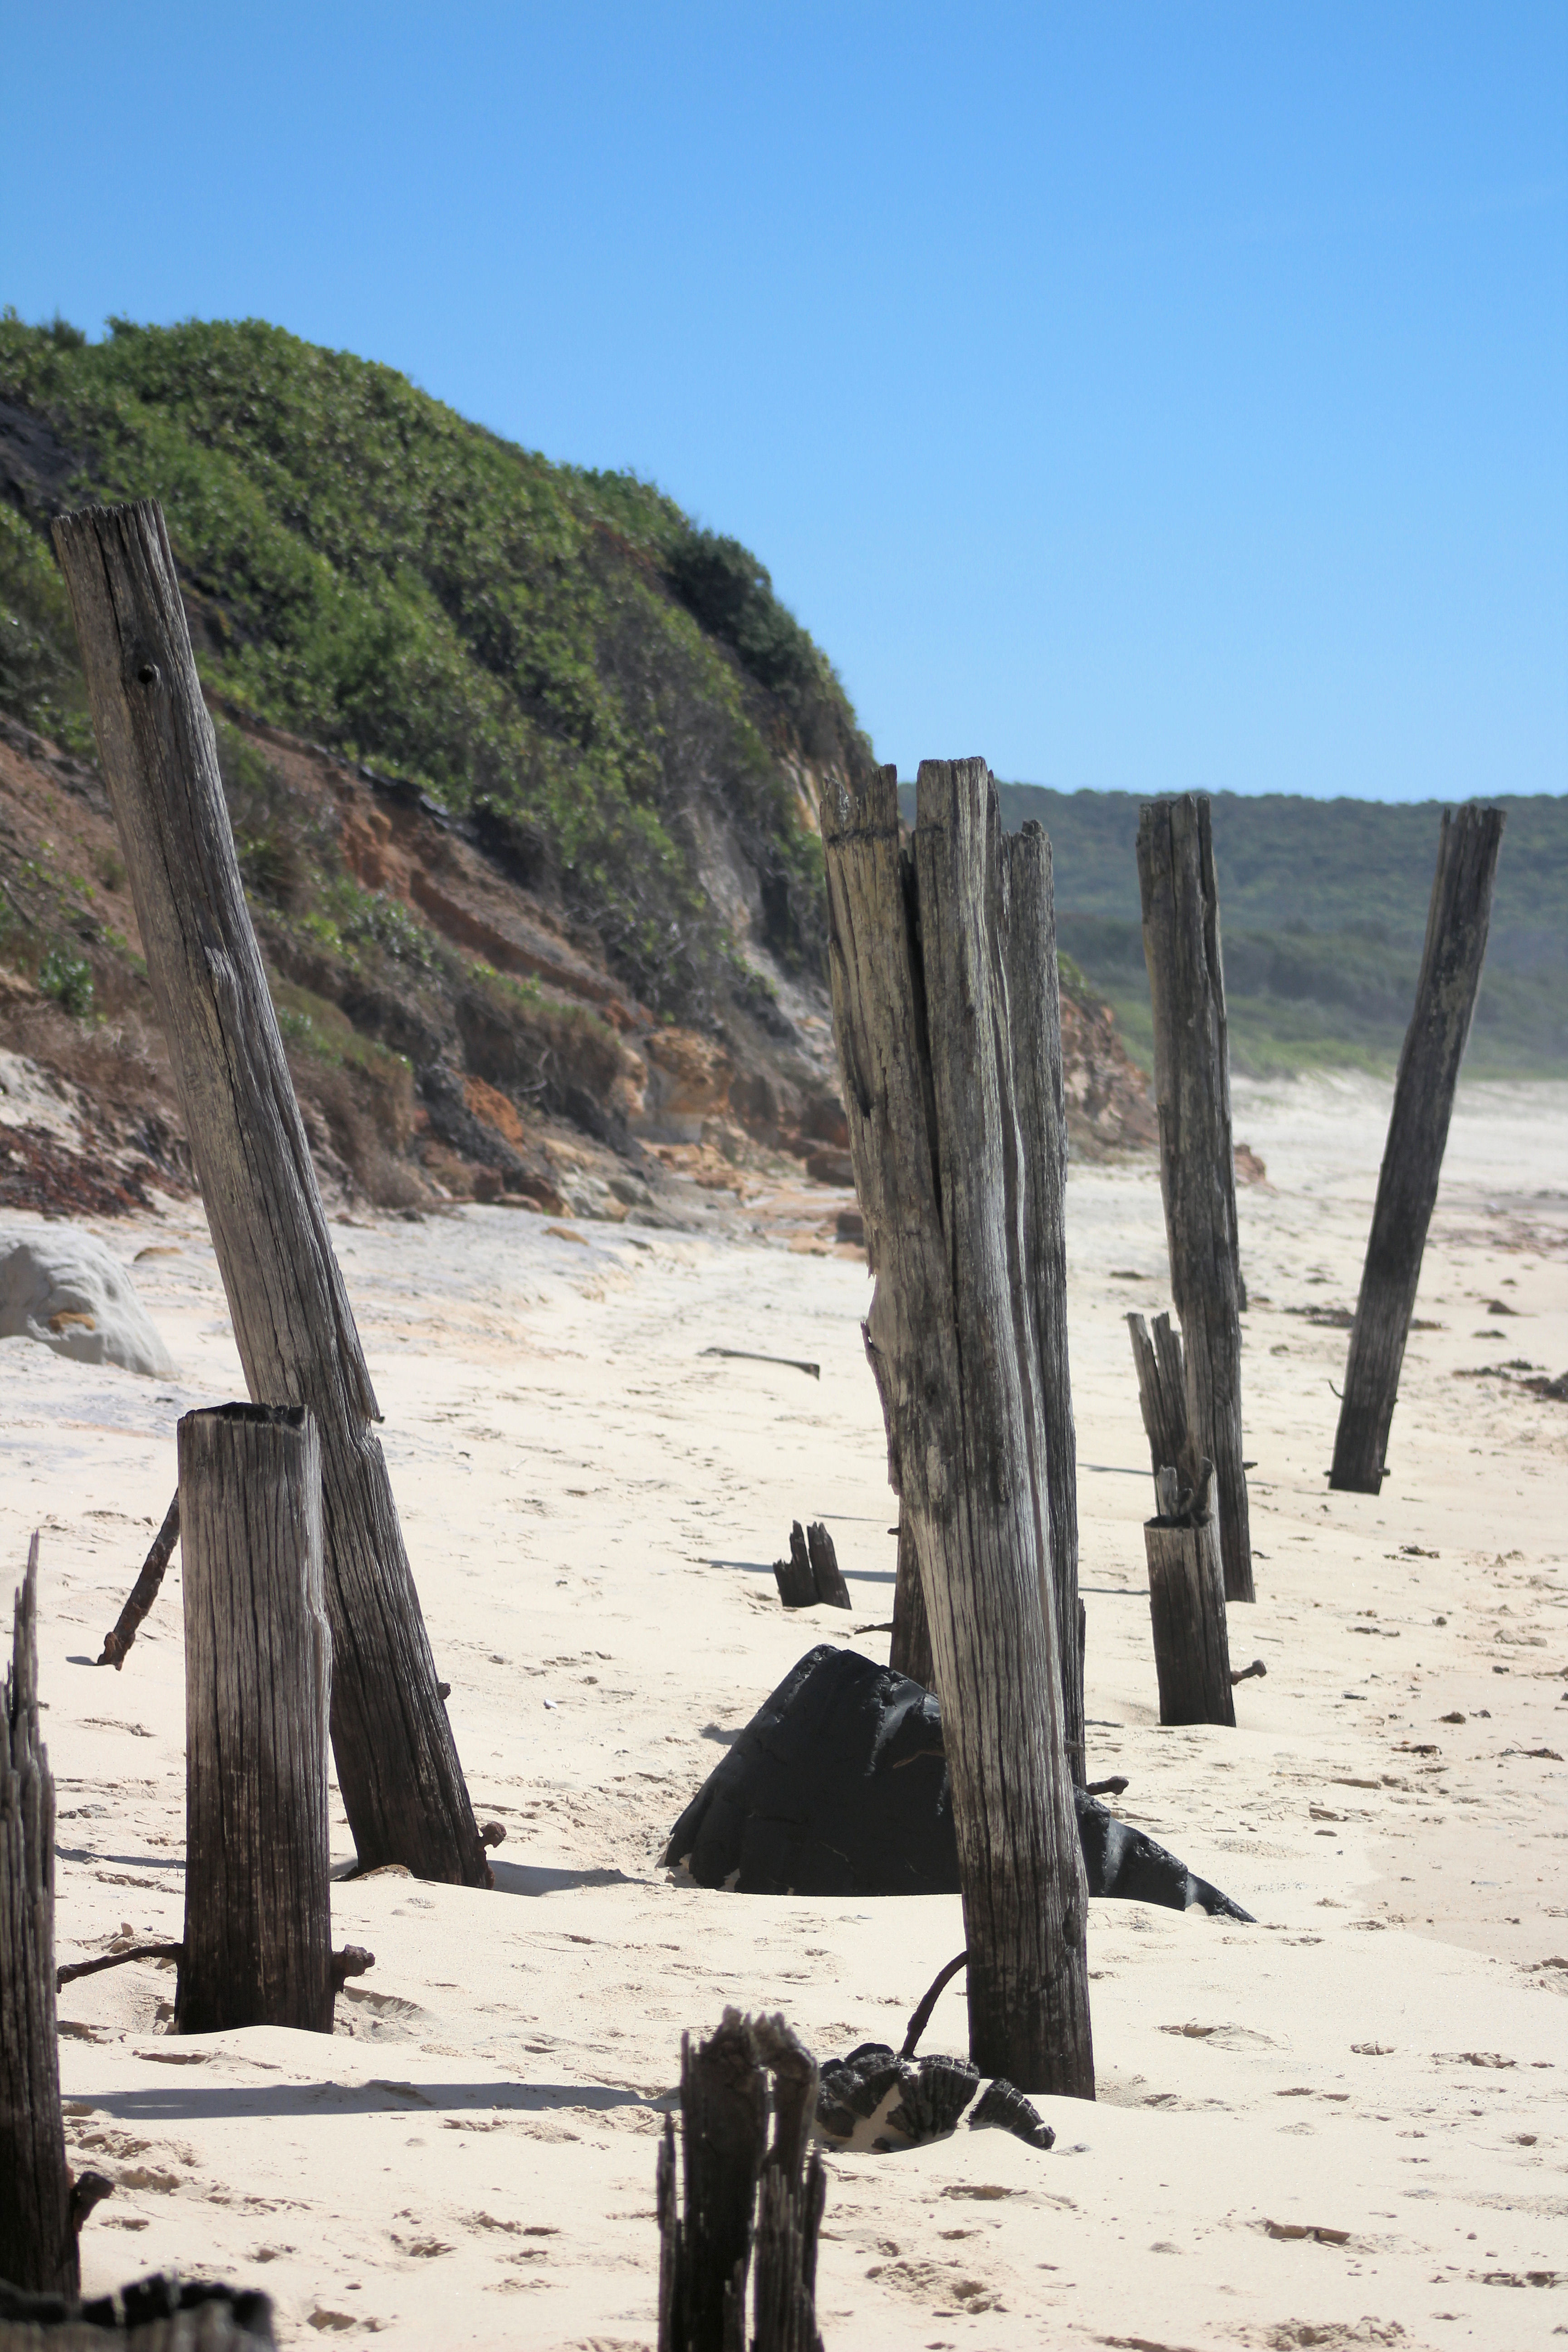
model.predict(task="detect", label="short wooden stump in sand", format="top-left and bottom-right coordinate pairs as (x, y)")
top-left (177, 1404), bottom-right (334, 2035)
top-left (1144, 1463), bottom-right (1235, 1729)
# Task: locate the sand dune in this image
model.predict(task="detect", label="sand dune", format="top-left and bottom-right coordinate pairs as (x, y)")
top-left (5, 1074), bottom-right (1565, 2349)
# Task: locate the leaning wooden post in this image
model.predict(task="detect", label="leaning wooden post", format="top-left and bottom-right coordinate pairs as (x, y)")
top-left (1136, 796), bottom-right (1253, 1603)
top-left (53, 500), bottom-right (486, 1887)
top-left (823, 756), bottom-right (1093, 2096)
top-left (1000, 820), bottom-right (1084, 1779)
top-left (176, 1406), bottom-right (334, 2034)
top-left (1144, 1464), bottom-right (1235, 1727)
top-left (0, 1538), bottom-right (78, 2293)
top-left (1330, 805), bottom-right (1505, 1493)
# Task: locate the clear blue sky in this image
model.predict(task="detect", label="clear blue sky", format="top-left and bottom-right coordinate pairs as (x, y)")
top-left (5, 3), bottom-right (1565, 801)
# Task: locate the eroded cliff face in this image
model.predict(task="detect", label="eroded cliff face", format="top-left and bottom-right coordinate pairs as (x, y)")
top-left (1058, 990), bottom-right (1158, 1156)
top-left (0, 706), bottom-right (1153, 1228)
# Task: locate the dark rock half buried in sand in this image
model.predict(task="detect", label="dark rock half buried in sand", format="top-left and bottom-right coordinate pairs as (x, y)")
top-left (815, 2044), bottom-right (1056, 2155)
top-left (662, 1645), bottom-right (1254, 1921)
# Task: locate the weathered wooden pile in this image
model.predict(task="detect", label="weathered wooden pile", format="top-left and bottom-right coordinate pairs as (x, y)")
top-left (1122, 787), bottom-right (1502, 1723)
top-left (821, 760), bottom-right (1090, 2095)
top-left (0, 493), bottom-right (1507, 2332)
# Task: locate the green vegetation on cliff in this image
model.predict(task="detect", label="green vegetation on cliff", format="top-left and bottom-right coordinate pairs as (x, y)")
top-left (0, 312), bottom-right (870, 1019)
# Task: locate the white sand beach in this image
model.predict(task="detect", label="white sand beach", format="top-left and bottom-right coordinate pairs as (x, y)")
top-left (5, 1073), bottom-right (1566, 2351)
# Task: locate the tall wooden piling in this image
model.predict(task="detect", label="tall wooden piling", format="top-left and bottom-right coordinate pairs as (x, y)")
top-left (177, 1406), bottom-right (335, 2035)
top-left (1136, 796), bottom-right (1253, 1603)
top-left (0, 1539), bottom-right (77, 2294)
top-left (1000, 821), bottom-right (1084, 1781)
top-left (1330, 805), bottom-right (1505, 1493)
top-left (823, 757), bottom-right (1092, 2097)
top-left (53, 500), bottom-right (486, 1888)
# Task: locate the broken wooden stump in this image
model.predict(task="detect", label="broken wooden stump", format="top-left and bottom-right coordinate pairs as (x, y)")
top-left (657, 2009), bottom-right (825, 2352)
top-left (804, 1523), bottom-right (850, 1608)
top-left (0, 1538), bottom-right (80, 2294)
top-left (1137, 796), bottom-right (1253, 1602)
top-left (773, 1522), bottom-right (851, 1611)
top-left (773, 1525), bottom-right (816, 1609)
top-left (54, 500), bottom-right (485, 1888)
top-left (1127, 1311), bottom-right (1194, 1490)
top-left (1330, 804), bottom-right (1505, 1493)
top-left (1144, 1463), bottom-right (1235, 1729)
top-left (177, 1405), bottom-right (335, 2034)
top-left (822, 757), bottom-right (1092, 2095)
top-left (0, 2274), bottom-right (277, 2346)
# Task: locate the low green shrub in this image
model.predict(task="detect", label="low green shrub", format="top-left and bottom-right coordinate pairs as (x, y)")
top-left (37, 942), bottom-right (94, 1018)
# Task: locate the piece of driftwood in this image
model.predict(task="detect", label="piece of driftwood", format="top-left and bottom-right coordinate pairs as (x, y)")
top-left (1000, 823), bottom-right (1084, 1779)
top-left (1330, 805), bottom-right (1505, 1493)
top-left (1127, 1313), bottom-right (1192, 1488)
top-left (57, 1941), bottom-right (372, 1996)
top-left (657, 2009), bottom-right (824, 2352)
top-left (0, 2274), bottom-right (276, 2347)
top-left (822, 757), bottom-right (1092, 2095)
top-left (56, 1943), bottom-right (184, 1990)
top-left (804, 1523), bottom-right (851, 1609)
top-left (1144, 1463), bottom-right (1235, 1728)
top-left (1, 1539), bottom-right (79, 2293)
top-left (177, 1406), bottom-right (334, 2034)
top-left (662, 1644), bottom-right (1253, 1920)
top-left (1137, 797), bottom-right (1254, 1603)
top-left (701, 1348), bottom-right (820, 1380)
top-left (53, 502), bottom-right (485, 1889)
top-left (97, 1494), bottom-right (179, 1670)
top-left (887, 1517), bottom-right (933, 1690)
top-left (1230, 1658), bottom-right (1266, 1686)
top-left (900, 1950), bottom-right (970, 2058)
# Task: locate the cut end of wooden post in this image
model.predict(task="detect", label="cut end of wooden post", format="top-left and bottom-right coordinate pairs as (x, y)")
top-left (330, 1944), bottom-right (376, 1992)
